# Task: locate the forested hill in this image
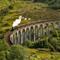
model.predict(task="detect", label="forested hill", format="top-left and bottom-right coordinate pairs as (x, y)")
top-left (0, 0), bottom-right (60, 39)
top-left (33, 0), bottom-right (60, 9)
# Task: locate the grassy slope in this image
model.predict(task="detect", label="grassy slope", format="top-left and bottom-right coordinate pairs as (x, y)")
top-left (0, 1), bottom-right (60, 35)
top-left (23, 47), bottom-right (60, 60)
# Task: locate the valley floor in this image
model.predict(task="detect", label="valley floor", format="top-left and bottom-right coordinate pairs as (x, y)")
top-left (24, 48), bottom-right (60, 60)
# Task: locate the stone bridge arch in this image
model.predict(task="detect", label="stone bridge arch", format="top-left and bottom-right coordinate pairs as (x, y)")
top-left (9, 20), bottom-right (60, 44)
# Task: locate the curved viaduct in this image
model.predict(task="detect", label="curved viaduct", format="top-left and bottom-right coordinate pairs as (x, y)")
top-left (10, 20), bottom-right (60, 44)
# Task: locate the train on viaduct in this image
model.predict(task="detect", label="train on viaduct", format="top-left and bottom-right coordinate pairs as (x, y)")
top-left (5, 20), bottom-right (60, 45)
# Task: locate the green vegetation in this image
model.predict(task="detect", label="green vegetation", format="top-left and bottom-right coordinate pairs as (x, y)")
top-left (33, 0), bottom-right (60, 9)
top-left (0, 40), bottom-right (60, 60)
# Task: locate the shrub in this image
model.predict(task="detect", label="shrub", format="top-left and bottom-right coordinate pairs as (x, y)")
top-left (8, 45), bottom-right (26, 60)
top-left (0, 34), bottom-right (4, 39)
top-left (31, 40), bottom-right (49, 48)
top-left (48, 37), bottom-right (60, 51)
top-left (23, 40), bottom-right (34, 48)
top-left (0, 51), bottom-right (6, 60)
top-left (23, 40), bottom-right (49, 48)
top-left (9, 5), bottom-right (13, 9)
top-left (0, 40), bottom-right (9, 51)
top-left (0, 40), bottom-right (9, 60)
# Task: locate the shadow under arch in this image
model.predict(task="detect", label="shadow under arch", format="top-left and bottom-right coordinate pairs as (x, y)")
top-left (19, 30), bottom-right (21, 44)
top-left (13, 32), bottom-right (18, 44)
top-left (48, 22), bottom-right (54, 31)
top-left (55, 22), bottom-right (59, 25)
top-left (44, 23), bottom-right (49, 36)
top-left (10, 34), bottom-right (15, 44)
top-left (54, 22), bottom-right (60, 29)
top-left (15, 32), bottom-right (19, 44)
top-left (22, 29), bottom-right (26, 43)
top-left (26, 28), bottom-right (30, 41)
top-left (55, 22), bottom-right (60, 29)
top-left (38, 24), bottom-right (43, 37)
top-left (35, 25), bottom-right (39, 40)
top-left (12, 34), bottom-right (15, 44)
top-left (30, 26), bottom-right (34, 41)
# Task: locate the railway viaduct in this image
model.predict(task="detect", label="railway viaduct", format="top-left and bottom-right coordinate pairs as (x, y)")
top-left (10, 20), bottom-right (60, 45)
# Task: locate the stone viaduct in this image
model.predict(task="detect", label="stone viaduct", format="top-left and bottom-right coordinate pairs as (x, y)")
top-left (10, 20), bottom-right (60, 44)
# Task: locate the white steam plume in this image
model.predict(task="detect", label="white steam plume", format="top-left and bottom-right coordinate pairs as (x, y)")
top-left (12, 16), bottom-right (22, 27)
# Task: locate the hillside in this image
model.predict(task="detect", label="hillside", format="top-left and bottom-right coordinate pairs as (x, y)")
top-left (0, 0), bottom-right (60, 38)
top-left (0, 0), bottom-right (60, 60)
top-left (0, 41), bottom-right (60, 60)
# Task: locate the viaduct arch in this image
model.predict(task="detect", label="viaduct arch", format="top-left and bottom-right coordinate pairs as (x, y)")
top-left (10, 20), bottom-right (60, 45)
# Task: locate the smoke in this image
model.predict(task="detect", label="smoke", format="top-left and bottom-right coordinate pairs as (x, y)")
top-left (12, 16), bottom-right (31, 28)
top-left (12, 16), bottom-right (22, 27)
